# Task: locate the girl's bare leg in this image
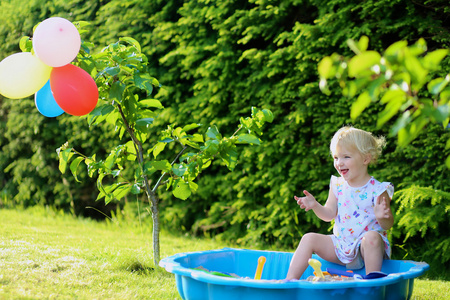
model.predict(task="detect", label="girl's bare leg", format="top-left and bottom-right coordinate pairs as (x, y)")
top-left (286, 233), bottom-right (343, 280)
top-left (360, 231), bottom-right (385, 274)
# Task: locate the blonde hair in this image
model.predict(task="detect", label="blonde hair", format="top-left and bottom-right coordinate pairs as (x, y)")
top-left (330, 126), bottom-right (386, 164)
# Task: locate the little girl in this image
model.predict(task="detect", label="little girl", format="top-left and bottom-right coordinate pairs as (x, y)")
top-left (286, 126), bottom-right (394, 280)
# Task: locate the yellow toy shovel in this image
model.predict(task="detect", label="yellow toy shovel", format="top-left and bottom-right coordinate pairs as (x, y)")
top-left (308, 258), bottom-right (325, 279)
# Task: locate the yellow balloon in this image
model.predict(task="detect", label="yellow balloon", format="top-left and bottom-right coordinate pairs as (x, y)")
top-left (0, 52), bottom-right (52, 99)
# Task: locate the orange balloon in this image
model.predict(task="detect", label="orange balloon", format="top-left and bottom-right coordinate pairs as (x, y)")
top-left (50, 64), bottom-right (98, 116)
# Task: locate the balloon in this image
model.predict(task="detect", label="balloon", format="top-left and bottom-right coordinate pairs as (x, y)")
top-left (50, 64), bottom-right (98, 116)
top-left (0, 52), bottom-right (52, 99)
top-left (33, 17), bottom-right (81, 67)
top-left (35, 80), bottom-right (64, 117)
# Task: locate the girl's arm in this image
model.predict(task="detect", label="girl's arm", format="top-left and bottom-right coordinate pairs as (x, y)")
top-left (374, 190), bottom-right (394, 230)
top-left (294, 188), bottom-right (338, 222)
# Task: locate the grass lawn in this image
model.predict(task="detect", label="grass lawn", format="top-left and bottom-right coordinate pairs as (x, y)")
top-left (0, 206), bottom-right (448, 299)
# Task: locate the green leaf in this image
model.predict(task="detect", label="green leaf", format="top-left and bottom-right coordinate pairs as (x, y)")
top-left (173, 180), bottom-right (191, 200)
top-left (96, 173), bottom-right (107, 201)
top-left (423, 49), bottom-right (449, 69)
top-left (189, 181), bottom-right (198, 193)
top-left (103, 66), bottom-right (120, 76)
top-left (151, 160), bottom-right (172, 172)
top-left (404, 55), bottom-right (428, 89)
top-left (58, 149), bottom-right (74, 174)
top-left (390, 111), bottom-right (411, 136)
top-left (351, 91), bottom-right (371, 119)
top-left (262, 109), bottom-right (274, 123)
top-left (166, 177), bottom-right (173, 190)
top-left (173, 127), bottom-right (186, 141)
top-left (424, 104), bottom-right (450, 123)
top-left (384, 40), bottom-right (408, 62)
top-left (139, 99), bottom-right (164, 109)
top-left (348, 51), bottom-right (381, 77)
top-left (254, 108), bottom-right (273, 125)
top-left (70, 157), bottom-right (84, 182)
top-left (427, 75), bottom-right (450, 95)
top-left (135, 118), bottom-right (154, 131)
top-left (134, 74), bottom-right (153, 94)
top-left (367, 77), bottom-right (386, 100)
top-left (183, 123), bottom-right (201, 132)
top-left (377, 89), bottom-right (406, 127)
top-left (397, 117), bottom-right (429, 147)
top-left (113, 184), bottom-right (132, 201)
top-left (203, 139), bottom-right (220, 155)
top-left (318, 56), bottom-right (334, 79)
top-left (380, 89), bottom-right (406, 104)
top-left (125, 141), bottom-right (137, 161)
top-left (86, 157), bottom-right (100, 178)
top-left (377, 99), bottom-right (403, 128)
top-left (172, 164), bottom-right (187, 177)
top-left (190, 134), bottom-right (204, 143)
top-left (109, 81), bottom-right (126, 103)
top-left (206, 126), bottom-right (221, 140)
top-left (105, 149), bottom-right (119, 171)
top-left (19, 36), bottom-right (32, 52)
top-left (160, 137), bottom-right (174, 143)
top-left (358, 36), bottom-right (369, 52)
top-left (237, 133), bottom-right (261, 145)
top-left (152, 142), bottom-right (166, 158)
top-left (239, 117), bottom-right (253, 131)
top-left (220, 144), bottom-right (238, 171)
top-left (88, 104), bottom-right (115, 125)
top-left (183, 138), bottom-right (201, 150)
top-left (143, 162), bottom-right (156, 176)
top-left (119, 37), bottom-right (141, 52)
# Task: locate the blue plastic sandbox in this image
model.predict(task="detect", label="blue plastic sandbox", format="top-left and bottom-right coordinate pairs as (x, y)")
top-left (159, 247), bottom-right (429, 300)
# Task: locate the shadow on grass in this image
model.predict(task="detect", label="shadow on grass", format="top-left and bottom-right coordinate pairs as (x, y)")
top-left (119, 259), bottom-right (155, 275)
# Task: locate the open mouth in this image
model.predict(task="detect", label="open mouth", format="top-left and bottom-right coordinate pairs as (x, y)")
top-left (340, 169), bottom-right (349, 175)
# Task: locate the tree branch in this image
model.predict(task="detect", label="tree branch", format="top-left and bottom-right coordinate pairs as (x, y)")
top-left (152, 145), bottom-right (188, 193)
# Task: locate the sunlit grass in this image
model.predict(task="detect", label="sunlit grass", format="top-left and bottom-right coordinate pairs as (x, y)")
top-left (0, 206), bottom-right (448, 299)
top-left (0, 206), bottom-right (225, 299)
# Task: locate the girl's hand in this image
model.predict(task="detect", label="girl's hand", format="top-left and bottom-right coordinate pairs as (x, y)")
top-left (374, 195), bottom-right (391, 220)
top-left (294, 190), bottom-right (317, 211)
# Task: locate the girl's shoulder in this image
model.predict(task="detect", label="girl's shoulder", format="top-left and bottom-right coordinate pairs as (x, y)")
top-left (367, 177), bottom-right (395, 198)
top-left (330, 175), bottom-right (344, 186)
top-left (330, 175), bottom-right (345, 197)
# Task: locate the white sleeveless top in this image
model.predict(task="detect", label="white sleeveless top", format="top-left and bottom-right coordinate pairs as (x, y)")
top-left (330, 175), bottom-right (394, 264)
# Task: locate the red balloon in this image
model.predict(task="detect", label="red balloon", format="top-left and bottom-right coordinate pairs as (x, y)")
top-left (50, 64), bottom-right (98, 116)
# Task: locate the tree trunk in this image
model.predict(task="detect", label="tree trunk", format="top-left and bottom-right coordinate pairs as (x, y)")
top-left (117, 103), bottom-right (161, 265)
top-left (151, 197), bottom-right (160, 266)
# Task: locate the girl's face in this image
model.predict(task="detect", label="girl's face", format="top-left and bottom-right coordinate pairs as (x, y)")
top-left (333, 143), bottom-right (371, 187)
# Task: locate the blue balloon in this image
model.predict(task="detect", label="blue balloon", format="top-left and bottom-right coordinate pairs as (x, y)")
top-left (35, 80), bottom-right (64, 117)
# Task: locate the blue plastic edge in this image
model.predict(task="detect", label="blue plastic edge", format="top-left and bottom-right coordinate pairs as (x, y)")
top-left (159, 247), bottom-right (429, 290)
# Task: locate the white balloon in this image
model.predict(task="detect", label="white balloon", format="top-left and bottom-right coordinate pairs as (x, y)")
top-left (32, 17), bottom-right (81, 67)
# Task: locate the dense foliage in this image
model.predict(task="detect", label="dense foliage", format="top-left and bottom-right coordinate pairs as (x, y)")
top-left (1, 0), bottom-right (449, 277)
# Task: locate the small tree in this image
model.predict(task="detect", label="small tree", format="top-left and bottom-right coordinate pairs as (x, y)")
top-left (46, 26), bottom-right (273, 265)
top-left (318, 36), bottom-right (449, 167)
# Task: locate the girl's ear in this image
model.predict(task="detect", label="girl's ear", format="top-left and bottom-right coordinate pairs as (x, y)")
top-left (363, 154), bottom-right (372, 165)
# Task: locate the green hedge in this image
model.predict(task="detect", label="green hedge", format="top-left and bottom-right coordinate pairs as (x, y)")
top-left (0, 0), bottom-right (449, 278)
